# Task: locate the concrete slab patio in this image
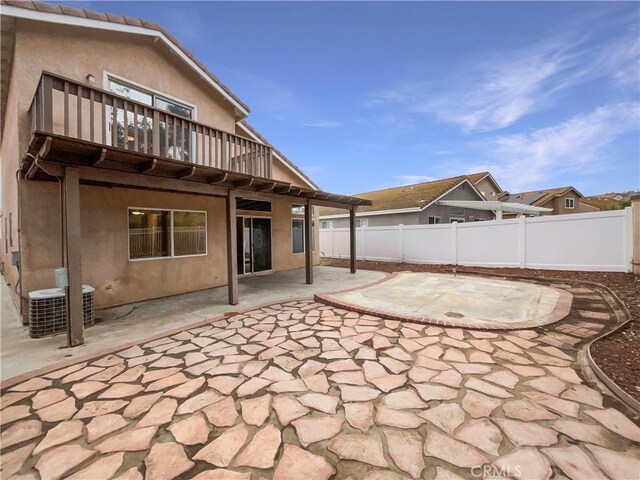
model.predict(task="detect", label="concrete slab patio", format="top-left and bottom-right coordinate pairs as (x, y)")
top-left (1, 274), bottom-right (639, 480)
top-left (317, 272), bottom-right (573, 330)
top-left (1, 266), bottom-right (384, 380)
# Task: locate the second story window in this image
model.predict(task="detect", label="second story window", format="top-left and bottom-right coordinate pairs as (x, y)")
top-left (565, 198), bottom-right (575, 209)
top-left (106, 75), bottom-right (195, 160)
top-left (107, 77), bottom-right (194, 119)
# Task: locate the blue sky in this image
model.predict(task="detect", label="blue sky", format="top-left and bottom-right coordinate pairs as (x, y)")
top-left (61, 1), bottom-right (639, 195)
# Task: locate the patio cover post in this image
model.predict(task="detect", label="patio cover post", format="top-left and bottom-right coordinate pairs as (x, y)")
top-left (226, 189), bottom-right (238, 305)
top-left (63, 167), bottom-right (84, 347)
top-left (305, 199), bottom-right (313, 284)
top-left (350, 206), bottom-right (357, 273)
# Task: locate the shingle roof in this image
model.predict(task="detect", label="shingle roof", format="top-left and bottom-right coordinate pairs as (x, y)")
top-left (579, 196), bottom-right (623, 210)
top-left (318, 175), bottom-right (473, 216)
top-left (501, 187), bottom-right (580, 207)
top-left (465, 171), bottom-right (490, 184)
top-left (1, 0), bottom-right (250, 114)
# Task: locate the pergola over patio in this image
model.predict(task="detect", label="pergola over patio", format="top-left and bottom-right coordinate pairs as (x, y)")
top-left (20, 72), bottom-right (370, 347)
top-left (436, 200), bottom-right (553, 219)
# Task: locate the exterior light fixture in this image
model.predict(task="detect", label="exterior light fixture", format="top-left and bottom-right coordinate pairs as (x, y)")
top-left (85, 73), bottom-right (96, 83)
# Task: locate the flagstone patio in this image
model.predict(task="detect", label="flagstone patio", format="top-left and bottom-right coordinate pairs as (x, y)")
top-left (1, 278), bottom-right (639, 480)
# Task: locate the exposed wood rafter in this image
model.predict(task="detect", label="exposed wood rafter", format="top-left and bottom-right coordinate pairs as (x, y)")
top-left (209, 173), bottom-right (228, 184)
top-left (92, 148), bottom-right (107, 166)
top-left (178, 165), bottom-right (197, 179)
top-left (140, 158), bottom-right (157, 174)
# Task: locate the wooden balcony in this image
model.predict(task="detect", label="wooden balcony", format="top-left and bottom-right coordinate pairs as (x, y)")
top-left (27, 72), bottom-right (272, 177)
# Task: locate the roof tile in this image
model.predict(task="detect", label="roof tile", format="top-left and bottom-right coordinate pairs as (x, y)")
top-left (82, 9), bottom-right (109, 22)
top-left (32, 2), bottom-right (61, 14)
top-left (58, 4), bottom-right (85, 18)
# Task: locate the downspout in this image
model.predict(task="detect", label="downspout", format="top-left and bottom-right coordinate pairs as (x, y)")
top-left (14, 166), bottom-right (24, 318)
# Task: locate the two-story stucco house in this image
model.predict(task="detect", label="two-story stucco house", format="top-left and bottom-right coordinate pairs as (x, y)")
top-left (318, 174), bottom-right (496, 229)
top-left (0, 1), bottom-right (369, 344)
top-left (499, 187), bottom-right (600, 218)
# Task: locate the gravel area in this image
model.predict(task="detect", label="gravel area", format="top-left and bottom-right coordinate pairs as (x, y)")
top-left (321, 258), bottom-right (640, 403)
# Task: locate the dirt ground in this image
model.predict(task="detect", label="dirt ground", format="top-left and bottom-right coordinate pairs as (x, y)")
top-left (321, 258), bottom-right (640, 403)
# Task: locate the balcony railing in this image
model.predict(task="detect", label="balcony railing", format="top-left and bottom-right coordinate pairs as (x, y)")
top-left (28, 72), bottom-right (272, 178)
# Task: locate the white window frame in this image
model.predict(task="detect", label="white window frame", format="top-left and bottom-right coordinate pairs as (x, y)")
top-left (105, 72), bottom-right (197, 161)
top-left (428, 216), bottom-right (441, 225)
top-left (355, 218), bottom-right (368, 228)
top-left (291, 217), bottom-right (305, 255)
top-left (450, 217), bottom-right (465, 223)
top-left (321, 220), bottom-right (333, 229)
top-left (104, 71), bottom-right (197, 119)
top-left (128, 207), bottom-right (207, 261)
top-left (565, 198), bottom-right (575, 209)
top-left (291, 204), bottom-right (305, 215)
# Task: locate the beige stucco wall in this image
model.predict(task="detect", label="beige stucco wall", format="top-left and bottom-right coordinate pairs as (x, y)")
top-left (1, 18), bottom-right (321, 313)
top-left (474, 177), bottom-right (501, 200)
top-left (19, 182), bottom-right (320, 311)
top-left (547, 192), bottom-right (595, 215)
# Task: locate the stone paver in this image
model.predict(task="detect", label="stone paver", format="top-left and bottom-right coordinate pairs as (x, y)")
top-left (383, 429), bottom-right (425, 478)
top-left (2, 291), bottom-right (638, 480)
top-left (193, 423), bottom-right (248, 467)
top-left (233, 424), bottom-right (281, 468)
top-left (273, 443), bottom-right (335, 480)
top-left (144, 441), bottom-right (194, 480)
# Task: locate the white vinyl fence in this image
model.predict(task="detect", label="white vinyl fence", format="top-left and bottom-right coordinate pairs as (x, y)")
top-left (320, 208), bottom-right (634, 272)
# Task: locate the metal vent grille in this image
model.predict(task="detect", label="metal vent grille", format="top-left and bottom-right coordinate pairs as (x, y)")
top-left (28, 286), bottom-right (95, 338)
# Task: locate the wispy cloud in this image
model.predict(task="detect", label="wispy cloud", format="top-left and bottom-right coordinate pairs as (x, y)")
top-left (365, 14), bottom-right (639, 133)
top-left (393, 175), bottom-right (438, 185)
top-left (467, 102), bottom-right (639, 191)
top-left (302, 120), bottom-right (342, 128)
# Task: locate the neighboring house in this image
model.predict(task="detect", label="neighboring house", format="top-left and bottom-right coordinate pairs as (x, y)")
top-left (580, 194), bottom-right (631, 211)
top-left (0, 1), bottom-right (369, 331)
top-left (465, 171), bottom-right (504, 200)
top-left (499, 187), bottom-right (599, 217)
top-left (319, 174), bottom-right (495, 228)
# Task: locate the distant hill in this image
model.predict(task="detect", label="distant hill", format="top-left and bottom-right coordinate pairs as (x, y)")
top-left (580, 191), bottom-right (638, 210)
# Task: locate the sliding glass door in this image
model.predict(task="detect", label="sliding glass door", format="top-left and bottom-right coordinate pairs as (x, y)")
top-left (236, 217), bottom-right (272, 274)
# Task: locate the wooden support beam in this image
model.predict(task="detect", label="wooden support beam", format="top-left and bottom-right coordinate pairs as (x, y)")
top-left (350, 206), bottom-right (357, 274)
top-left (35, 161), bottom-right (229, 198)
top-left (305, 199), bottom-right (313, 284)
top-left (92, 147), bottom-right (107, 166)
top-left (63, 167), bottom-right (84, 347)
top-left (140, 158), bottom-right (157, 174)
top-left (178, 165), bottom-right (197, 179)
top-left (226, 190), bottom-right (238, 305)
